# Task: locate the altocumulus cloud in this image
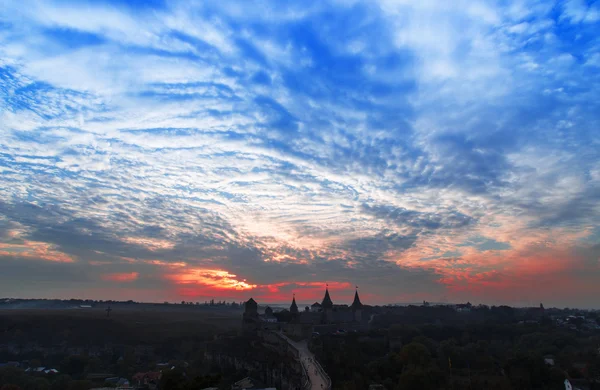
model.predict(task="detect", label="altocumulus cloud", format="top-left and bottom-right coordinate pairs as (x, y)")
top-left (0, 0), bottom-right (599, 307)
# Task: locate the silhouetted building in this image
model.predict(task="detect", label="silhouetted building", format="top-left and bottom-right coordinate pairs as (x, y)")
top-left (321, 287), bottom-right (334, 323)
top-left (242, 298), bottom-right (259, 333)
top-left (242, 287), bottom-right (367, 337)
top-left (350, 289), bottom-right (363, 322)
top-left (290, 296), bottom-right (300, 322)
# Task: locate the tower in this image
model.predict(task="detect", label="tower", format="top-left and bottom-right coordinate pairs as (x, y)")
top-left (290, 294), bottom-right (299, 321)
top-left (242, 297), bottom-right (259, 333)
top-left (321, 285), bottom-right (334, 324)
top-left (244, 297), bottom-right (258, 315)
top-left (351, 287), bottom-right (363, 322)
top-left (265, 306), bottom-right (273, 316)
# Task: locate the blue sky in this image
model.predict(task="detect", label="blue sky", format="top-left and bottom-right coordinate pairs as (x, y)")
top-left (0, 0), bottom-right (599, 307)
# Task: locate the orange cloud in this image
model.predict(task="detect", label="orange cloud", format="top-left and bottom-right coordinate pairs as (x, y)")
top-left (165, 268), bottom-right (257, 294)
top-left (0, 241), bottom-right (74, 263)
top-left (101, 272), bottom-right (139, 282)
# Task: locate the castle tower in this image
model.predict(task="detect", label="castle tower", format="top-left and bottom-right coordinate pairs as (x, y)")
top-left (321, 286), bottom-right (334, 324)
top-left (351, 287), bottom-right (363, 322)
top-left (242, 297), bottom-right (259, 333)
top-left (290, 294), bottom-right (299, 321)
top-left (244, 297), bottom-right (258, 315)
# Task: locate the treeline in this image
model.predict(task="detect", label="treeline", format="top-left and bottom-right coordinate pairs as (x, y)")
top-left (311, 322), bottom-right (600, 390)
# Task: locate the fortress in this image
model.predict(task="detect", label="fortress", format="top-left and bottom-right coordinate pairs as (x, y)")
top-left (242, 287), bottom-right (368, 338)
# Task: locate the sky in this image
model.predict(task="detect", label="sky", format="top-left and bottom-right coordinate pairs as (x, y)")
top-left (0, 0), bottom-right (599, 308)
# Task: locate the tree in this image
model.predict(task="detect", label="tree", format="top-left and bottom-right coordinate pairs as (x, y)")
top-left (32, 378), bottom-right (50, 390)
top-left (589, 356), bottom-right (600, 380)
top-left (68, 380), bottom-right (93, 390)
top-left (159, 368), bottom-right (186, 390)
top-left (185, 374), bottom-right (221, 390)
top-left (50, 375), bottom-right (72, 390)
top-left (399, 342), bottom-right (431, 368)
top-left (60, 356), bottom-right (88, 378)
top-left (396, 366), bottom-right (445, 390)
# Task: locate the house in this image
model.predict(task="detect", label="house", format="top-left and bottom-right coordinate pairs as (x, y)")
top-left (133, 371), bottom-right (161, 389)
top-left (260, 307), bottom-right (277, 323)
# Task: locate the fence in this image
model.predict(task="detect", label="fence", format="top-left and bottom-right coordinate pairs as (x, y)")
top-left (312, 356), bottom-right (331, 390)
top-left (300, 355), bottom-right (312, 390)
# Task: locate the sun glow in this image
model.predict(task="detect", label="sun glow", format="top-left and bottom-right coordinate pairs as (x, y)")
top-left (165, 268), bottom-right (257, 291)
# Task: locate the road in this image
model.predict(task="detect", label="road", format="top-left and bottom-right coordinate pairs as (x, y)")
top-left (278, 332), bottom-right (330, 390)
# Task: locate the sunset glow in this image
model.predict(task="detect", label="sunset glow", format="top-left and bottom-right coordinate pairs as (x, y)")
top-left (165, 269), bottom-right (257, 292)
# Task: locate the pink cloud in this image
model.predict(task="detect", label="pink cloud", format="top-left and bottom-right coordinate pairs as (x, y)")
top-left (0, 241), bottom-right (74, 263)
top-left (101, 272), bottom-right (139, 282)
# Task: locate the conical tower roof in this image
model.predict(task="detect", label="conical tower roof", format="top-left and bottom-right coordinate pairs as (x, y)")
top-left (321, 287), bottom-right (333, 309)
top-left (245, 297), bottom-right (257, 309)
top-left (290, 295), bottom-right (299, 313)
top-left (351, 289), bottom-right (363, 310)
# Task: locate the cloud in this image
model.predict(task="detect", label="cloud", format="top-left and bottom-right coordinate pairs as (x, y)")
top-left (0, 0), bottom-right (598, 307)
top-left (101, 272), bottom-right (139, 282)
top-left (0, 240), bottom-right (74, 263)
top-left (360, 203), bottom-right (473, 231)
top-left (121, 237), bottom-right (176, 252)
top-left (561, 0), bottom-right (600, 23)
